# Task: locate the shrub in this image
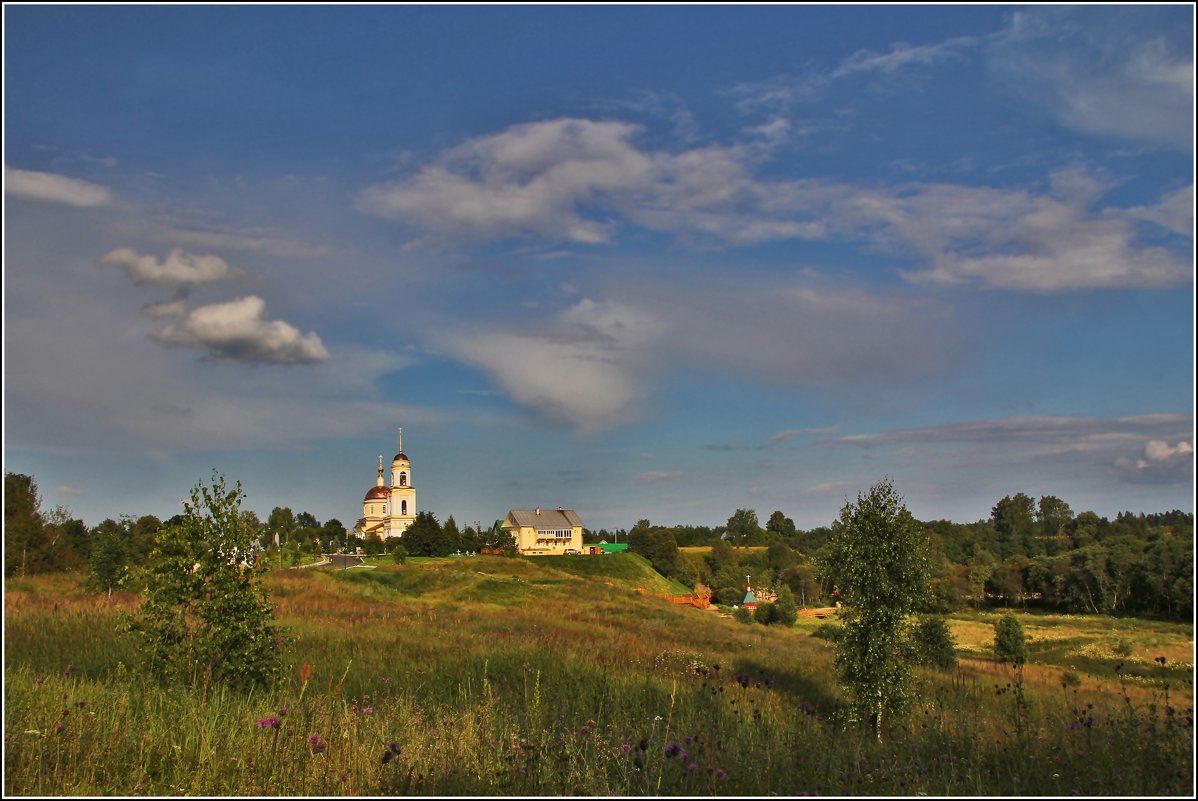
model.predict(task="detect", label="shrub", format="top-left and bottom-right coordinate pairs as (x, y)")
top-left (812, 622), bottom-right (844, 642)
top-left (392, 544), bottom-right (408, 564)
top-left (993, 613), bottom-right (1028, 667)
top-left (734, 606), bottom-right (754, 624)
top-left (911, 616), bottom-right (958, 669)
top-left (754, 602), bottom-right (777, 624)
top-left (1113, 639), bottom-right (1133, 657)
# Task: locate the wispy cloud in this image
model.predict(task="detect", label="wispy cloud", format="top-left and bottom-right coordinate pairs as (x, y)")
top-left (989, 9), bottom-right (1193, 151)
top-left (832, 36), bottom-right (979, 78)
top-left (635, 470), bottom-right (684, 484)
top-left (5, 166), bottom-right (113, 207)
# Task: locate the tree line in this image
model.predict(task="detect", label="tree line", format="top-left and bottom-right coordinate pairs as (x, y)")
top-left (623, 494), bottom-right (1193, 622)
top-left (3, 473), bottom-right (514, 587)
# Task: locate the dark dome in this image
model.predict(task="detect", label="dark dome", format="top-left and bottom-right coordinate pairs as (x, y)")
top-left (364, 485), bottom-right (388, 502)
top-left (392, 452), bottom-right (409, 463)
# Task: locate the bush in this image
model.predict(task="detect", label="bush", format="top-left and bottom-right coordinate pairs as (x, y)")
top-left (812, 622), bottom-right (844, 642)
top-left (754, 602), bottom-right (777, 624)
top-left (734, 606), bottom-right (754, 624)
top-left (392, 544), bottom-right (408, 564)
top-left (993, 613), bottom-right (1028, 666)
top-left (911, 616), bottom-right (958, 669)
top-left (1114, 639), bottom-right (1133, 657)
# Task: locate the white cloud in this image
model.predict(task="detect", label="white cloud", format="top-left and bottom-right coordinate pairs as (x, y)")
top-left (5, 166), bottom-right (113, 207)
top-left (357, 117), bottom-right (827, 248)
top-left (1116, 439), bottom-right (1195, 484)
top-left (870, 172), bottom-right (1192, 291)
top-left (152, 295), bottom-right (330, 366)
top-left (359, 119), bottom-right (1188, 292)
top-left (989, 12), bottom-right (1193, 151)
top-left (101, 247), bottom-right (233, 291)
top-left (1124, 185), bottom-right (1194, 238)
top-left (438, 298), bottom-right (661, 431)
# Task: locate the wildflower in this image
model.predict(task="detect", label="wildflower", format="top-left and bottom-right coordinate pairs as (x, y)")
top-left (714, 768), bottom-right (727, 779)
top-left (362, 707), bottom-right (374, 715)
top-left (687, 762), bottom-right (699, 773)
top-left (653, 714), bottom-right (663, 721)
top-left (74, 700), bottom-right (88, 709)
top-left (277, 706), bottom-right (289, 717)
top-left (308, 734), bottom-right (328, 754)
top-left (577, 725), bottom-right (589, 734)
top-left (1155, 656), bottom-right (1167, 665)
top-left (763, 677), bottom-right (774, 689)
top-left (638, 737), bottom-right (649, 752)
top-left (664, 742), bottom-right (682, 758)
top-left (620, 741), bottom-right (632, 754)
top-left (735, 673), bottom-right (750, 688)
top-left (54, 724), bottom-right (66, 735)
top-left (256, 716), bottom-right (282, 729)
top-left (799, 702), bottom-right (816, 715)
top-left (1114, 663), bottom-right (1123, 673)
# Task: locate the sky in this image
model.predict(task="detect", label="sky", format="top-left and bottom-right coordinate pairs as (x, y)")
top-left (3, 4), bottom-right (1194, 534)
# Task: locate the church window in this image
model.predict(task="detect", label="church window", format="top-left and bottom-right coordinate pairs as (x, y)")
top-left (401, 500), bottom-right (408, 515)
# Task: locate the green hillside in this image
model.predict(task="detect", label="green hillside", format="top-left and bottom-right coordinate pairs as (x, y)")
top-left (329, 551), bottom-right (691, 605)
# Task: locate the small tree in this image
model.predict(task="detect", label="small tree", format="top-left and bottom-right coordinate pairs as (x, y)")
top-left (911, 616), bottom-right (958, 670)
top-left (820, 478), bottom-right (929, 741)
top-left (734, 606), bottom-right (754, 624)
top-left (993, 613), bottom-right (1028, 666)
top-left (123, 473), bottom-right (286, 691)
top-left (392, 544), bottom-right (408, 564)
top-left (774, 586), bottom-right (798, 626)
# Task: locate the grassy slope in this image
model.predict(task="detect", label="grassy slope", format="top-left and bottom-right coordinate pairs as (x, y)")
top-left (4, 562), bottom-right (1194, 797)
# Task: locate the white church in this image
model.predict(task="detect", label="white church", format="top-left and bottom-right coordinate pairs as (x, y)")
top-left (354, 429), bottom-right (417, 539)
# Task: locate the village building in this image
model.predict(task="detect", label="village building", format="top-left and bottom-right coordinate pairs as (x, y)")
top-left (354, 429), bottom-right (417, 539)
top-left (501, 507), bottom-right (584, 556)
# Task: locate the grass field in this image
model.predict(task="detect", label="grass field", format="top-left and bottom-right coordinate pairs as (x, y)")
top-left (4, 554), bottom-right (1193, 796)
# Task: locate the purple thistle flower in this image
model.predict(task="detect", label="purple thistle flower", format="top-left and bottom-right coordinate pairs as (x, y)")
top-left (664, 742), bottom-right (682, 758)
top-left (74, 700), bottom-right (88, 709)
top-left (735, 673), bottom-right (751, 688)
top-left (55, 723), bottom-right (66, 735)
top-left (620, 741), bottom-right (632, 754)
top-left (308, 734), bottom-right (328, 754)
top-left (715, 768), bottom-right (727, 779)
top-left (362, 707), bottom-right (374, 715)
top-left (277, 706), bottom-right (289, 717)
top-left (687, 762), bottom-right (699, 773)
top-left (256, 715), bottom-right (281, 729)
top-left (1155, 656), bottom-right (1167, 665)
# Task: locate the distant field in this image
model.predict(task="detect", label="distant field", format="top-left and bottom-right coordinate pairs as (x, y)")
top-left (5, 557), bottom-right (1192, 796)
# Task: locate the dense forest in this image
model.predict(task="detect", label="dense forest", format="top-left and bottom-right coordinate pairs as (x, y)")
top-left (609, 496), bottom-right (1193, 622)
top-left (5, 472), bottom-right (1193, 621)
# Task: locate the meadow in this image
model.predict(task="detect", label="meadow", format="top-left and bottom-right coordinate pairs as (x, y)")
top-left (4, 553), bottom-right (1193, 796)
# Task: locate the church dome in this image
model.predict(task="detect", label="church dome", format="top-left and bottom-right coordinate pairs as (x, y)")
top-left (364, 485), bottom-right (389, 502)
top-left (392, 452), bottom-right (410, 464)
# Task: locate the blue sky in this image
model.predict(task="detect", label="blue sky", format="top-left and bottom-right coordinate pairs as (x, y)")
top-left (4, 4), bottom-right (1194, 533)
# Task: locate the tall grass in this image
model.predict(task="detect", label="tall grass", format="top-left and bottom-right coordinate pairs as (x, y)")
top-left (5, 563), bottom-right (1193, 796)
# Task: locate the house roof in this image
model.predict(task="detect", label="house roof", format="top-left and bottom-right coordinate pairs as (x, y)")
top-left (505, 508), bottom-right (583, 529)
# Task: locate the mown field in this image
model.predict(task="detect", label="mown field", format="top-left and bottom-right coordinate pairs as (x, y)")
top-left (4, 553), bottom-right (1193, 796)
